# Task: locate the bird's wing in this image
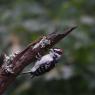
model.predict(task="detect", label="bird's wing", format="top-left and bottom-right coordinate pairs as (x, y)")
top-left (31, 55), bottom-right (53, 72)
top-left (38, 54), bottom-right (53, 65)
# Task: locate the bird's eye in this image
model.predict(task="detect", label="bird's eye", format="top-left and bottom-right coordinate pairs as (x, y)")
top-left (54, 49), bottom-right (63, 55)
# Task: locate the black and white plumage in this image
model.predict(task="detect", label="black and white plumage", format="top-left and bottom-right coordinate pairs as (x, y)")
top-left (22, 48), bottom-right (63, 78)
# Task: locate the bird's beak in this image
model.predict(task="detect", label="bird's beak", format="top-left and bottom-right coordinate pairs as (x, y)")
top-left (60, 49), bottom-right (63, 53)
top-left (60, 49), bottom-right (63, 54)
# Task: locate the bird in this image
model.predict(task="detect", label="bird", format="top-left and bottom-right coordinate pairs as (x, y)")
top-left (22, 48), bottom-right (63, 78)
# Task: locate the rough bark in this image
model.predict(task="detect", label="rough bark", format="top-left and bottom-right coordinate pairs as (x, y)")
top-left (0, 26), bottom-right (77, 95)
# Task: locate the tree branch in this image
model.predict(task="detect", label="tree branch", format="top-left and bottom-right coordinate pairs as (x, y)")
top-left (0, 26), bottom-right (77, 95)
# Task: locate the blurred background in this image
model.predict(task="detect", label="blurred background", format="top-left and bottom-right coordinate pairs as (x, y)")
top-left (0, 0), bottom-right (95, 95)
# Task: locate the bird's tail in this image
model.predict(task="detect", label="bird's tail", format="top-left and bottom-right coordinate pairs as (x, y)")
top-left (30, 75), bottom-right (35, 79)
top-left (21, 70), bottom-right (31, 74)
top-left (20, 71), bottom-right (35, 79)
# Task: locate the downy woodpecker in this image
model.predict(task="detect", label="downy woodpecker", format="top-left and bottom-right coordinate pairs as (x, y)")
top-left (22, 48), bottom-right (63, 78)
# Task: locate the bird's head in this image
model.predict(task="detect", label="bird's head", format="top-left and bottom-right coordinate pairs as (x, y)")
top-left (50, 48), bottom-right (63, 60)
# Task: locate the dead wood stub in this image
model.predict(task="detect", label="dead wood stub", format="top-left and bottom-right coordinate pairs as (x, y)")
top-left (0, 26), bottom-right (77, 95)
